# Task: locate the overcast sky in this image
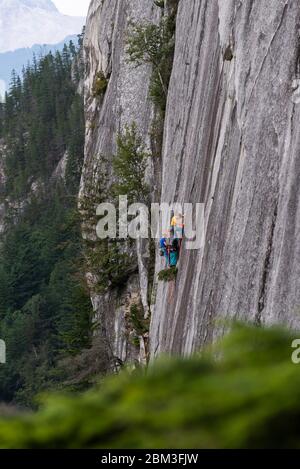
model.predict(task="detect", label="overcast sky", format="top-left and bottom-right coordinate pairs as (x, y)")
top-left (53, 0), bottom-right (90, 17)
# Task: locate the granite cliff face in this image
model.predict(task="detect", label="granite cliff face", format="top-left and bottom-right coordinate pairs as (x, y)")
top-left (82, 0), bottom-right (300, 363)
top-left (151, 0), bottom-right (300, 356)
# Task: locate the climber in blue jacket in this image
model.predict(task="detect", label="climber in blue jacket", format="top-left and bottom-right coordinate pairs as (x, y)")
top-left (160, 232), bottom-right (170, 267)
top-left (160, 233), bottom-right (180, 268)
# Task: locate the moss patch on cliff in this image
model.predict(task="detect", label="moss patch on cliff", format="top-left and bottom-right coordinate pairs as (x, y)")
top-left (92, 71), bottom-right (109, 98)
top-left (224, 45), bottom-right (234, 61)
top-left (154, 0), bottom-right (164, 7)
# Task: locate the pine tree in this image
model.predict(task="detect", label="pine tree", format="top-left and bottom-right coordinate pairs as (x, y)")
top-left (0, 44), bottom-right (92, 406)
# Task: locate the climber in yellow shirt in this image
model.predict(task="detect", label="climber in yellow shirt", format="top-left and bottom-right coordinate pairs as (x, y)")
top-left (171, 213), bottom-right (184, 248)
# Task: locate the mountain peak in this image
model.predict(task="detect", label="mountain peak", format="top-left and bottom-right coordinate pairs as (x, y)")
top-left (17, 0), bottom-right (58, 11)
top-left (0, 0), bottom-right (85, 53)
top-left (0, 0), bottom-right (58, 11)
top-left (19, 0), bottom-right (58, 11)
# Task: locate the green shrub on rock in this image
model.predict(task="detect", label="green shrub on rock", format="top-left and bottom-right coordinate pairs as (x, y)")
top-left (92, 71), bottom-right (108, 98)
top-left (158, 267), bottom-right (178, 282)
top-left (129, 304), bottom-right (149, 336)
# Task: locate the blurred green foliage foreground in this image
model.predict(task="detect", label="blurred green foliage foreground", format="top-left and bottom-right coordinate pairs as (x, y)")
top-left (0, 323), bottom-right (299, 449)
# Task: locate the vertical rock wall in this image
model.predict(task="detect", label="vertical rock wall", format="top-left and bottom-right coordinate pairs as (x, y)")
top-left (150, 0), bottom-right (300, 356)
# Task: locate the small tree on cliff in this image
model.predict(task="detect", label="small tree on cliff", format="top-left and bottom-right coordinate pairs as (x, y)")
top-left (126, 16), bottom-right (176, 112)
top-left (112, 123), bottom-right (150, 204)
